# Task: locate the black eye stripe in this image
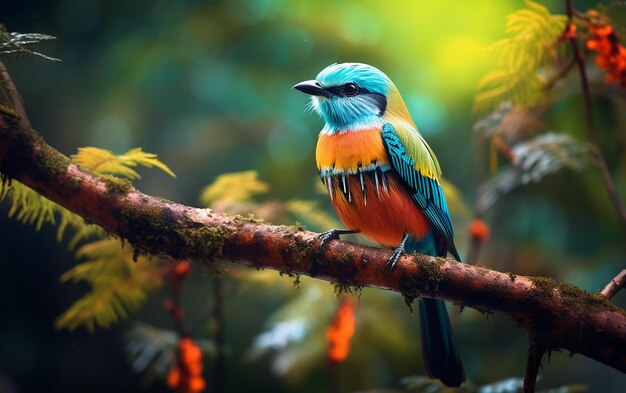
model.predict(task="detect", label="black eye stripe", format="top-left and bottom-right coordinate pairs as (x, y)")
top-left (320, 83), bottom-right (387, 115)
top-left (324, 84), bottom-right (373, 97)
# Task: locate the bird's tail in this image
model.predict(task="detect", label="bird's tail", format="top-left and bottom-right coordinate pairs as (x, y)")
top-left (418, 297), bottom-right (465, 387)
top-left (406, 234), bottom-right (465, 387)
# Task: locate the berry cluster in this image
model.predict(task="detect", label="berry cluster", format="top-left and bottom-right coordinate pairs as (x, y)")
top-left (326, 297), bottom-right (356, 363)
top-left (163, 261), bottom-right (206, 393)
top-left (167, 337), bottom-right (206, 393)
top-left (469, 219), bottom-right (491, 243)
top-left (585, 11), bottom-right (626, 87)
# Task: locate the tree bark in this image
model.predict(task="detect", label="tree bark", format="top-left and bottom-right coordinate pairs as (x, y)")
top-left (1, 80), bottom-right (625, 377)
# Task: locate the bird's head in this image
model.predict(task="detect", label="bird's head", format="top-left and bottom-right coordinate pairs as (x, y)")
top-left (294, 63), bottom-right (411, 132)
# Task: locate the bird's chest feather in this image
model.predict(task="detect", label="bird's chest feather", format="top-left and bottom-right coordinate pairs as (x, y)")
top-left (315, 128), bottom-right (429, 246)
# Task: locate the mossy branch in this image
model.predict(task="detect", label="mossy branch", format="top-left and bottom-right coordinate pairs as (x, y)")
top-left (1, 63), bottom-right (625, 377)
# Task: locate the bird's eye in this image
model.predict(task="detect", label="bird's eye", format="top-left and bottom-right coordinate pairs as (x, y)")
top-left (343, 83), bottom-right (359, 97)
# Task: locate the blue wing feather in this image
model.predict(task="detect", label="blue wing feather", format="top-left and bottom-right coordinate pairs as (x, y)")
top-left (381, 123), bottom-right (460, 261)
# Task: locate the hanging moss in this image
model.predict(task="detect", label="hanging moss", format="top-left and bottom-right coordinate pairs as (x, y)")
top-left (281, 232), bottom-right (310, 266)
top-left (232, 213), bottom-right (264, 226)
top-left (291, 221), bottom-right (306, 231)
top-left (178, 225), bottom-right (236, 263)
top-left (101, 174), bottom-right (132, 194)
top-left (331, 281), bottom-right (363, 297)
top-left (279, 271), bottom-right (301, 288)
top-left (529, 276), bottom-right (625, 318)
top-left (399, 255), bottom-right (445, 311)
top-left (0, 104), bottom-right (21, 126)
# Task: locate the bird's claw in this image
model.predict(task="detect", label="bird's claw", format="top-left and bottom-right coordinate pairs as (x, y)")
top-left (385, 247), bottom-right (404, 272)
top-left (318, 229), bottom-right (341, 248)
top-left (318, 228), bottom-right (359, 248)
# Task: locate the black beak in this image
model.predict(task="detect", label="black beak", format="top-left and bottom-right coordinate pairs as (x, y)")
top-left (293, 80), bottom-right (332, 98)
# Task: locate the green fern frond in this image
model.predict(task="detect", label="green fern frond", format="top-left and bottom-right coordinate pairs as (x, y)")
top-left (200, 170), bottom-right (269, 207)
top-left (1, 146), bottom-right (175, 241)
top-left (71, 147), bottom-right (176, 179)
top-left (477, 132), bottom-right (592, 213)
top-left (55, 280), bottom-right (148, 331)
top-left (55, 239), bottom-right (164, 332)
top-left (0, 181), bottom-right (87, 241)
top-left (474, 0), bottom-right (567, 112)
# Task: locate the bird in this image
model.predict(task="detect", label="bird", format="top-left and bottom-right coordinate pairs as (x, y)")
top-left (293, 63), bottom-right (465, 387)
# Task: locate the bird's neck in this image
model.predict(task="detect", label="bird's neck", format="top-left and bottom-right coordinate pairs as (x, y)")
top-left (320, 115), bottom-right (384, 135)
top-left (318, 89), bottom-right (416, 135)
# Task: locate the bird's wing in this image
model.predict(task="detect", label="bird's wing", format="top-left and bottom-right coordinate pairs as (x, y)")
top-left (381, 122), bottom-right (460, 261)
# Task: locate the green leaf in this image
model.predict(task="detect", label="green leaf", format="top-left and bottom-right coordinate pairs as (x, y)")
top-left (477, 132), bottom-right (592, 213)
top-left (474, 0), bottom-right (567, 112)
top-left (199, 170), bottom-right (269, 207)
top-left (0, 181), bottom-right (87, 241)
top-left (55, 239), bottom-right (164, 332)
top-left (71, 147), bottom-right (176, 179)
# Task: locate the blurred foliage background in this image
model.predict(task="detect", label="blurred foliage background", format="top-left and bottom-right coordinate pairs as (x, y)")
top-left (1, 0), bottom-right (626, 392)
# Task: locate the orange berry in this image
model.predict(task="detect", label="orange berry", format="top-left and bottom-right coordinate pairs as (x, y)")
top-left (163, 298), bottom-right (175, 311)
top-left (179, 337), bottom-right (194, 349)
top-left (173, 260), bottom-right (191, 277)
top-left (188, 377), bottom-right (206, 392)
top-left (180, 339), bottom-right (203, 364)
top-left (595, 25), bottom-right (614, 37)
top-left (187, 361), bottom-right (204, 376)
top-left (564, 23), bottom-right (577, 39)
top-left (587, 39), bottom-right (598, 50)
top-left (166, 367), bottom-right (180, 389)
top-left (326, 298), bottom-right (356, 363)
top-left (469, 219), bottom-right (490, 242)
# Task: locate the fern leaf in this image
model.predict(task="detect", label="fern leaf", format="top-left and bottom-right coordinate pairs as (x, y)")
top-left (0, 181), bottom-right (87, 241)
top-left (474, 0), bottom-right (567, 112)
top-left (71, 147), bottom-right (175, 179)
top-left (55, 239), bottom-right (164, 331)
top-left (477, 132), bottom-right (592, 213)
top-left (200, 170), bottom-right (269, 207)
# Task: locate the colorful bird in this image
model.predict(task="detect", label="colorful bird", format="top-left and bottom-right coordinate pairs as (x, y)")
top-left (294, 63), bottom-right (465, 387)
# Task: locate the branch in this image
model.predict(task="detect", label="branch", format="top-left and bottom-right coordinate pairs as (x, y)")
top-left (599, 269), bottom-right (626, 300)
top-left (524, 336), bottom-right (545, 393)
top-left (566, 0), bottom-right (626, 227)
top-left (0, 61), bottom-right (30, 128)
top-left (543, 56), bottom-right (576, 91)
top-left (1, 64), bottom-right (626, 376)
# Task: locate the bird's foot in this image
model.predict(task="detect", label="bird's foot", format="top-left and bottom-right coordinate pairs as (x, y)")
top-left (318, 229), bottom-right (359, 248)
top-left (385, 246), bottom-right (404, 272)
top-left (385, 233), bottom-right (410, 272)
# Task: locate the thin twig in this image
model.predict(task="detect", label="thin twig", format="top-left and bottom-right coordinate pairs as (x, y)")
top-left (543, 57), bottom-right (576, 91)
top-left (599, 269), bottom-right (626, 300)
top-left (0, 61), bottom-right (30, 127)
top-left (213, 275), bottom-right (225, 393)
top-left (524, 336), bottom-right (545, 393)
top-left (566, 0), bottom-right (626, 227)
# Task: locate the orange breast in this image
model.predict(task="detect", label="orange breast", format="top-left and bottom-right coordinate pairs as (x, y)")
top-left (330, 173), bottom-right (430, 247)
top-left (316, 129), bottom-right (387, 171)
top-left (316, 129), bottom-right (430, 247)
